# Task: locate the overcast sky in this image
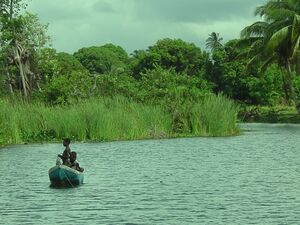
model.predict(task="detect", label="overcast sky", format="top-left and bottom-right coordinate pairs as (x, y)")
top-left (27, 0), bottom-right (266, 54)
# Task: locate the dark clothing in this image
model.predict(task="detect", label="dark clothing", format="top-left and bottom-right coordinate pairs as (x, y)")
top-left (58, 146), bottom-right (71, 165)
top-left (58, 148), bottom-right (84, 172)
top-left (69, 151), bottom-right (84, 172)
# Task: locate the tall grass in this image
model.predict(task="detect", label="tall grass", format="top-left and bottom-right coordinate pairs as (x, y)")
top-left (0, 95), bottom-right (240, 146)
top-left (0, 98), bottom-right (173, 145)
top-left (197, 94), bottom-right (240, 136)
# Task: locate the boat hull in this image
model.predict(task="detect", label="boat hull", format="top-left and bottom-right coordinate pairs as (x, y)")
top-left (48, 165), bottom-right (84, 187)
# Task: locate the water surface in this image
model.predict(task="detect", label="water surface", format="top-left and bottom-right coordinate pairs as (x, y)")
top-left (1, 123), bottom-right (300, 224)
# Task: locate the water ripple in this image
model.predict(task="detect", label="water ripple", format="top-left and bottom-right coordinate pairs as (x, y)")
top-left (1, 123), bottom-right (300, 224)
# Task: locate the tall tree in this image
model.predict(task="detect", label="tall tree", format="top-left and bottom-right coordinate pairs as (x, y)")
top-left (206, 32), bottom-right (223, 52)
top-left (74, 44), bottom-right (129, 75)
top-left (0, 0), bottom-right (49, 96)
top-left (240, 0), bottom-right (300, 103)
top-left (131, 38), bottom-right (206, 78)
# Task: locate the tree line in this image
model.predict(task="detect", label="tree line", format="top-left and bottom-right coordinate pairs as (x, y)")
top-left (0, 0), bottom-right (300, 109)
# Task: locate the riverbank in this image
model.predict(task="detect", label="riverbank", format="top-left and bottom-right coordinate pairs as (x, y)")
top-left (0, 96), bottom-right (239, 146)
top-left (239, 105), bottom-right (300, 123)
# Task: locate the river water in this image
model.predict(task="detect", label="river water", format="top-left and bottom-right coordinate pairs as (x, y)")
top-left (0, 123), bottom-right (300, 224)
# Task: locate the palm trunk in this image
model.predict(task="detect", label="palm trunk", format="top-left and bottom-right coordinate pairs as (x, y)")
top-left (296, 50), bottom-right (300, 75)
top-left (9, 0), bottom-right (13, 18)
top-left (285, 60), bottom-right (296, 105)
top-left (280, 67), bottom-right (289, 103)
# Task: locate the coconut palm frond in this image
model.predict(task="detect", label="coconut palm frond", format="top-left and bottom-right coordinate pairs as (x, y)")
top-left (236, 37), bottom-right (262, 48)
top-left (255, 1), bottom-right (289, 17)
top-left (288, 0), bottom-right (300, 12)
top-left (260, 54), bottom-right (277, 73)
top-left (241, 21), bottom-right (268, 38)
top-left (249, 39), bottom-right (264, 54)
top-left (264, 8), bottom-right (296, 22)
top-left (236, 49), bottom-right (251, 59)
top-left (235, 37), bottom-right (264, 60)
top-left (291, 15), bottom-right (300, 42)
top-left (267, 19), bottom-right (290, 36)
top-left (255, 5), bottom-right (267, 17)
top-left (246, 54), bottom-right (261, 70)
top-left (266, 26), bottom-right (291, 54)
top-left (291, 36), bottom-right (300, 60)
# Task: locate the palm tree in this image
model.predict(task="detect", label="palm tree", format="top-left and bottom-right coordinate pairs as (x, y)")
top-left (206, 32), bottom-right (223, 52)
top-left (240, 0), bottom-right (300, 103)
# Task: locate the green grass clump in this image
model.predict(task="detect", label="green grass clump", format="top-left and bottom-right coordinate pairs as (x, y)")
top-left (197, 94), bottom-right (240, 136)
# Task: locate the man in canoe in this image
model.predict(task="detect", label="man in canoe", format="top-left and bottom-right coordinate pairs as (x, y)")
top-left (58, 138), bottom-right (71, 166)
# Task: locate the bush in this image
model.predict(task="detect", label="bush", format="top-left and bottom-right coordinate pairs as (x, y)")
top-left (43, 71), bottom-right (92, 105)
top-left (138, 66), bottom-right (211, 103)
top-left (95, 73), bottom-right (139, 99)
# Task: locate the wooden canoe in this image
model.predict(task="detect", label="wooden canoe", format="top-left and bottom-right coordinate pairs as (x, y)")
top-left (48, 165), bottom-right (84, 187)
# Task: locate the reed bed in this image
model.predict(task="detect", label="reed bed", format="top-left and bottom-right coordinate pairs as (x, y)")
top-left (0, 95), bottom-right (239, 146)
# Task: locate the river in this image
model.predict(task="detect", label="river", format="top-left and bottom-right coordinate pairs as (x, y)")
top-left (0, 123), bottom-right (300, 224)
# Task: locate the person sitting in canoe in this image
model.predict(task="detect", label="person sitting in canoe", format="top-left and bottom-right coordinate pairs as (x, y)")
top-left (58, 138), bottom-right (71, 166)
top-left (70, 151), bottom-right (84, 172)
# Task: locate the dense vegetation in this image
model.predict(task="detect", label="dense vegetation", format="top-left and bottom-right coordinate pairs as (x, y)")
top-left (0, 0), bottom-right (300, 145)
top-left (0, 95), bottom-right (239, 145)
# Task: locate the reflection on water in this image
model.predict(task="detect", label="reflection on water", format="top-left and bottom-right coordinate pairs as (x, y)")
top-left (1, 123), bottom-right (300, 224)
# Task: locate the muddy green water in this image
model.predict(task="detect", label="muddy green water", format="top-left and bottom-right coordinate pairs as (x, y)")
top-left (0, 123), bottom-right (300, 224)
